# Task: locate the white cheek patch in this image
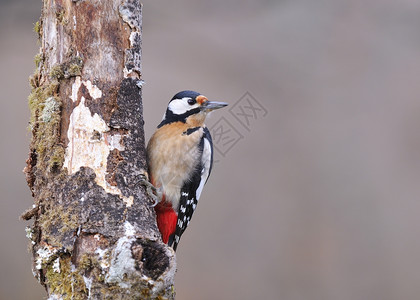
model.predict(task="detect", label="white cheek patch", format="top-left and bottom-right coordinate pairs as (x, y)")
top-left (168, 98), bottom-right (199, 115)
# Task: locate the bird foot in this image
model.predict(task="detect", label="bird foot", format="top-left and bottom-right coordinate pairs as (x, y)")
top-left (139, 174), bottom-right (161, 207)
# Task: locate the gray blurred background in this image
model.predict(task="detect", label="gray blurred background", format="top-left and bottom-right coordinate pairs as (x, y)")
top-left (2, 0), bottom-right (420, 299)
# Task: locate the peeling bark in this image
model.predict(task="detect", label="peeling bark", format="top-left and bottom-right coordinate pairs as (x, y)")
top-left (23, 1), bottom-right (176, 299)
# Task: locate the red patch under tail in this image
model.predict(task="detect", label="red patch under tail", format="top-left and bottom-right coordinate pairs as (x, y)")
top-left (154, 200), bottom-right (177, 244)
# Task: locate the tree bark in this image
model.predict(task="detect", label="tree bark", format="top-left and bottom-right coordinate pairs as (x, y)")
top-left (23, 0), bottom-right (176, 299)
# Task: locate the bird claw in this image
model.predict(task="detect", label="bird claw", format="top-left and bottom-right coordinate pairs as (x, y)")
top-left (139, 174), bottom-right (161, 207)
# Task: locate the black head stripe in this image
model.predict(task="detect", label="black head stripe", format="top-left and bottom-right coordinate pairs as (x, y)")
top-left (171, 90), bottom-right (200, 101)
top-left (158, 107), bottom-right (201, 128)
top-left (158, 90), bottom-right (203, 128)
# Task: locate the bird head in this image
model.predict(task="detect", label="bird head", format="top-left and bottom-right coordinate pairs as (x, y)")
top-left (159, 90), bottom-right (228, 128)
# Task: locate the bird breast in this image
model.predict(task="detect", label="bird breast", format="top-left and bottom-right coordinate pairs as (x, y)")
top-left (147, 123), bottom-right (203, 209)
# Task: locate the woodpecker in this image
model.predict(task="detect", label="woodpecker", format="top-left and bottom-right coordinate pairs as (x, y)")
top-left (146, 90), bottom-right (228, 251)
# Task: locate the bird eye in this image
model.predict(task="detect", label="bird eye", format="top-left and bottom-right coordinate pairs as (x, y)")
top-left (187, 98), bottom-right (196, 105)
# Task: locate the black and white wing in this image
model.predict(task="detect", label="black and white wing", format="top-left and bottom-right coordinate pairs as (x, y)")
top-left (170, 127), bottom-right (213, 251)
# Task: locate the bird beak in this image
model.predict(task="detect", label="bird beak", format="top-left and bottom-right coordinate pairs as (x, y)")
top-left (201, 101), bottom-right (228, 112)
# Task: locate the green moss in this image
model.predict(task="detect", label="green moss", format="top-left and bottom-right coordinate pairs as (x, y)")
top-left (68, 63), bottom-right (82, 77)
top-left (45, 256), bottom-right (87, 300)
top-left (45, 251), bottom-right (175, 300)
top-left (29, 73), bottom-right (40, 89)
top-left (100, 275), bottom-right (174, 300)
top-left (49, 64), bottom-right (64, 80)
top-left (141, 287), bottom-right (152, 299)
top-left (49, 57), bottom-right (83, 80)
top-left (28, 51), bottom-right (46, 88)
top-left (28, 58), bottom-right (63, 177)
top-left (49, 146), bottom-right (65, 173)
top-left (34, 53), bottom-right (43, 68)
top-left (28, 80), bottom-right (59, 117)
top-left (27, 71), bottom-right (65, 174)
top-left (39, 204), bottom-right (79, 239)
top-left (79, 254), bottom-right (94, 271)
top-left (56, 9), bottom-right (68, 25)
top-left (28, 87), bottom-right (43, 125)
top-left (66, 56), bottom-right (84, 78)
top-left (79, 253), bottom-right (107, 286)
top-left (33, 20), bottom-right (42, 38)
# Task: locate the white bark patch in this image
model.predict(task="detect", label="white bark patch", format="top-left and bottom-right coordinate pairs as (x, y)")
top-left (105, 222), bottom-right (137, 288)
top-left (129, 31), bottom-right (140, 47)
top-left (83, 276), bottom-right (93, 300)
top-left (123, 67), bottom-right (131, 78)
top-left (36, 245), bottom-right (57, 270)
top-left (122, 195), bottom-right (134, 207)
top-left (72, 77), bottom-right (103, 102)
top-left (124, 221), bottom-right (136, 236)
top-left (71, 76), bottom-right (82, 102)
top-left (64, 79), bottom-right (130, 202)
top-left (95, 248), bottom-right (110, 269)
top-left (107, 133), bottom-right (125, 151)
top-left (25, 226), bottom-right (33, 240)
top-left (83, 79), bottom-right (103, 99)
top-left (52, 257), bottom-right (60, 273)
top-left (63, 97), bottom-right (110, 192)
top-left (123, 65), bottom-right (140, 79)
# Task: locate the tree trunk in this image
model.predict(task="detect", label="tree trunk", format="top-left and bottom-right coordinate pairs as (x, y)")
top-left (22, 0), bottom-right (176, 299)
